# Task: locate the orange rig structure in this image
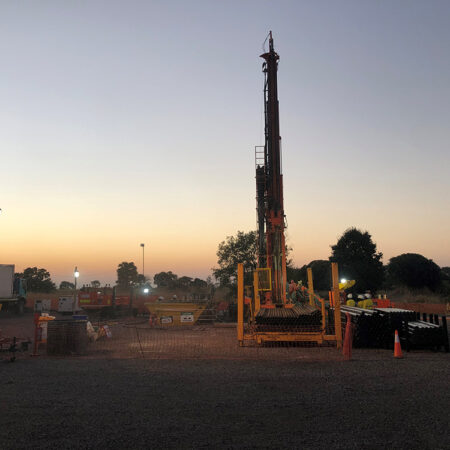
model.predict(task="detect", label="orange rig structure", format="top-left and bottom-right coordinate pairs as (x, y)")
top-left (237, 32), bottom-right (343, 347)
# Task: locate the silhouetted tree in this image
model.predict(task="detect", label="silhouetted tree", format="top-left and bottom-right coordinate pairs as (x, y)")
top-left (136, 274), bottom-right (150, 285)
top-left (91, 280), bottom-right (101, 288)
top-left (116, 262), bottom-right (139, 288)
top-left (153, 271), bottom-right (178, 288)
top-left (17, 267), bottom-right (56, 293)
top-left (286, 266), bottom-right (302, 283)
top-left (330, 228), bottom-right (383, 292)
top-left (178, 276), bottom-right (193, 288)
top-left (59, 281), bottom-right (75, 290)
top-left (213, 231), bottom-right (257, 287)
top-left (387, 253), bottom-right (441, 291)
top-left (293, 260), bottom-right (332, 291)
top-left (440, 267), bottom-right (450, 281)
top-left (191, 278), bottom-right (207, 288)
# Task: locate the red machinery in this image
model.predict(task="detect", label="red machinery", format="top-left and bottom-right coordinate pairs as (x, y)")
top-left (78, 286), bottom-right (155, 314)
top-left (78, 287), bottom-right (113, 310)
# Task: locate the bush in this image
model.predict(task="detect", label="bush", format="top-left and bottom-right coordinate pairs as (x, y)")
top-left (387, 253), bottom-right (441, 291)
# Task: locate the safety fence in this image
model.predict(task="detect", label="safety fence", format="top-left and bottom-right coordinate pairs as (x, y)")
top-left (28, 315), bottom-right (344, 361)
top-left (4, 309), bottom-right (448, 362)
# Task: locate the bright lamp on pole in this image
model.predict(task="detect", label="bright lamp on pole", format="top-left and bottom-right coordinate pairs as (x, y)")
top-left (140, 243), bottom-right (145, 280)
top-left (73, 267), bottom-right (80, 313)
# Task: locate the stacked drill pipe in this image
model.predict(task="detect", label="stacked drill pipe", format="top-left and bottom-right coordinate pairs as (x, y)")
top-left (375, 307), bottom-right (417, 349)
top-left (255, 304), bottom-right (322, 332)
top-left (339, 306), bottom-right (384, 348)
top-left (339, 306), bottom-right (448, 351)
top-left (407, 320), bottom-right (445, 349)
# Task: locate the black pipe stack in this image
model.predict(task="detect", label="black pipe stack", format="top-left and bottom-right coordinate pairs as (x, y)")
top-left (255, 304), bottom-right (322, 331)
top-left (339, 306), bottom-right (448, 351)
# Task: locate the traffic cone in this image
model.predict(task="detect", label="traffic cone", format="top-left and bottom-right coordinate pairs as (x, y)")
top-left (394, 330), bottom-right (403, 358)
top-left (343, 312), bottom-right (353, 360)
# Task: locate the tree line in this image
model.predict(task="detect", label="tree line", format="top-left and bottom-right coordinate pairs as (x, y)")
top-left (212, 228), bottom-right (449, 296)
top-left (114, 262), bottom-right (210, 289)
top-left (16, 262), bottom-right (210, 293)
top-left (15, 228), bottom-right (449, 297)
top-left (14, 267), bottom-right (105, 292)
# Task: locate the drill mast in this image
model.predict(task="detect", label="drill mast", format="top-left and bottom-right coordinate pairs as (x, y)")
top-left (256, 32), bottom-right (287, 304)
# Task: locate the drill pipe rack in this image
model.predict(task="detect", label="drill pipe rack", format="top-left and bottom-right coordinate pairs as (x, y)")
top-left (237, 263), bottom-right (343, 347)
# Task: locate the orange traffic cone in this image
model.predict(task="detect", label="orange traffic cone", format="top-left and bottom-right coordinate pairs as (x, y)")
top-left (343, 312), bottom-right (353, 360)
top-left (394, 330), bottom-right (403, 358)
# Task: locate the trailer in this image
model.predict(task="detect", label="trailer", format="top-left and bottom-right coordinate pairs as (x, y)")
top-left (0, 264), bottom-right (26, 314)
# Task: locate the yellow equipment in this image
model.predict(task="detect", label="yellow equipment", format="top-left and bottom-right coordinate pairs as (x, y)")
top-left (339, 280), bottom-right (356, 290)
top-left (145, 302), bottom-right (207, 326)
top-left (237, 262), bottom-right (343, 348)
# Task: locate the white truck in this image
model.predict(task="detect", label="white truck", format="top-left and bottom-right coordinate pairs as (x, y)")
top-left (0, 264), bottom-right (26, 314)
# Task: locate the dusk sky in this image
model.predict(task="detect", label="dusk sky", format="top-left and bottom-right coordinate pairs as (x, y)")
top-left (1, 1), bottom-right (449, 286)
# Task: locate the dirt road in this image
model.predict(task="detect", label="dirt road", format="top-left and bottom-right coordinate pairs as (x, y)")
top-left (1, 354), bottom-right (449, 449)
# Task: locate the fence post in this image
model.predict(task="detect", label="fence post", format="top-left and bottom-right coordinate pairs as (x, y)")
top-left (32, 312), bottom-right (40, 356)
top-left (331, 262), bottom-right (342, 349)
top-left (307, 268), bottom-right (314, 306)
top-left (237, 263), bottom-right (244, 346)
top-left (253, 271), bottom-right (260, 316)
top-left (441, 315), bottom-right (449, 353)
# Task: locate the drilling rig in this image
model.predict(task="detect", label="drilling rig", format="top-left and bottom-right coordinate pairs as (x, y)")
top-left (237, 33), bottom-right (343, 347)
top-left (256, 31), bottom-right (287, 305)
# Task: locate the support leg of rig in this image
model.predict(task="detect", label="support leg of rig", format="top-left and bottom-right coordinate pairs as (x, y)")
top-left (253, 271), bottom-right (260, 316)
top-left (237, 263), bottom-right (244, 346)
top-left (331, 262), bottom-right (343, 349)
top-left (307, 267), bottom-right (314, 306)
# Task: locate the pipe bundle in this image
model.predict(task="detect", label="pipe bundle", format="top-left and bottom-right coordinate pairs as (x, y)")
top-left (255, 304), bottom-right (322, 328)
top-left (407, 320), bottom-right (444, 349)
top-left (339, 306), bottom-right (446, 350)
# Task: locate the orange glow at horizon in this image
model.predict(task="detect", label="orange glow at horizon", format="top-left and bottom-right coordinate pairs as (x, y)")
top-left (1, 2), bottom-right (449, 286)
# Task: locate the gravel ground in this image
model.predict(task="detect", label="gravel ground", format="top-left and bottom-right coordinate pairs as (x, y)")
top-left (1, 353), bottom-right (449, 449)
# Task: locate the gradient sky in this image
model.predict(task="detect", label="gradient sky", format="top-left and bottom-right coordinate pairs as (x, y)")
top-left (1, 1), bottom-right (449, 286)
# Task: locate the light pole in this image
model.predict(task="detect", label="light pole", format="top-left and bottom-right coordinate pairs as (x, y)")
top-left (73, 266), bottom-right (79, 313)
top-left (140, 243), bottom-right (145, 281)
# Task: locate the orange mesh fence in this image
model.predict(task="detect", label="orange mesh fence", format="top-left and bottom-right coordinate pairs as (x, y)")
top-left (30, 315), bottom-right (343, 361)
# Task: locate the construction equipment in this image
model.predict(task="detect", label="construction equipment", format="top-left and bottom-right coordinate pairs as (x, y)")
top-left (238, 33), bottom-right (342, 347)
top-left (78, 286), bottom-right (114, 310)
top-left (0, 264), bottom-right (26, 314)
top-left (145, 302), bottom-right (209, 327)
top-left (78, 285), bottom-right (153, 315)
top-left (256, 31), bottom-right (287, 305)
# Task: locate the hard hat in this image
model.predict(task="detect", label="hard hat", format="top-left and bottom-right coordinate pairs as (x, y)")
top-left (357, 294), bottom-right (364, 299)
